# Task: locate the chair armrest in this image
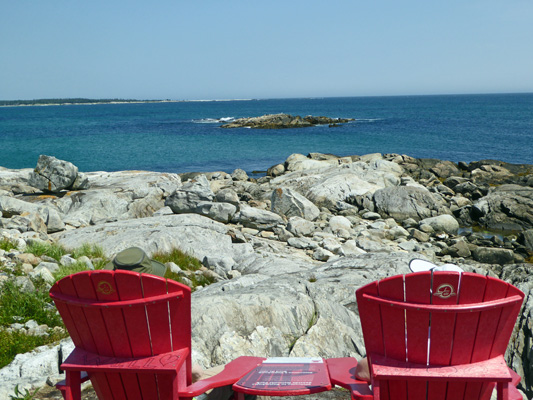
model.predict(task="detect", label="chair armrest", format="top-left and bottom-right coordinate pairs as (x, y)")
top-left (178, 356), bottom-right (266, 397)
top-left (325, 358), bottom-right (373, 400)
top-left (371, 354), bottom-right (512, 383)
top-left (61, 347), bottom-right (189, 374)
top-left (509, 368), bottom-right (521, 387)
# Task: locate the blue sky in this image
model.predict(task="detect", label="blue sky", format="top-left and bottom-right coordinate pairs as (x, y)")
top-left (2, 1), bottom-right (533, 100)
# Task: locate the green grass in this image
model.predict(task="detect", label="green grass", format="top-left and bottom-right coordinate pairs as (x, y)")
top-left (70, 243), bottom-right (106, 259)
top-left (0, 279), bottom-right (68, 369)
top-left (152, 248), bottom-right (203, 270)
top-left (0, 244), bottom-right (213, 369)
top-left (52, 261), bottom-right (99, 282)
top-left (24, 242), bottom-right (66, 261)
top-left (0, 279), bottom-right (63, 327)
top-left (0, 238), bottom-right (19, 252)
top-left (152, 248), bottom-right (215, 289)
top-left (0, 328), bottom-right (66, 370)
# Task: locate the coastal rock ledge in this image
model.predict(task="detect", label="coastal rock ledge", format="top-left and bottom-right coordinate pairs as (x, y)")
top-left (220, 113), bottom-right (354, 129)
top-left (1, 153), bottom-right (532, 399)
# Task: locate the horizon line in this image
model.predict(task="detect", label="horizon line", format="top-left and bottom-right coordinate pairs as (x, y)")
top-left (2, 91), bottom-right (533, 104)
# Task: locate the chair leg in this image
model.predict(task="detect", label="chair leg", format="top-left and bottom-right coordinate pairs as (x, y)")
top-left (63, 371), bottom-right (82, 400)
top-left (372, 379), bottom-right (380, 400)
top-left (497, 382), bottom-right (509, 400)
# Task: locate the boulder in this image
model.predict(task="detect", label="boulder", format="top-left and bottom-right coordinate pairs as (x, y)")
top-left (329, 216), bottom-right (352, 232)
top-left (0, 196), bottom-right (65, 233)
top-left (419, 215), bottom-right (460, 235)
top-left (28, 155), bottom-right (80, 192)
top-left (373, 186), bottom-right (450, 222)
top-left (231, 169), bottom-right (249, 181)
top-left (518, 229), bottom-right (533, 253)
top-left (472, 185), bottom-right (533, 231)
top-left (472, 247), bottom-right (515, 265)
top-left (267, 163), bottom-right (285, 177)
top-left (271, 160), bottom-right (402, 210)
top-left (271, 187), bottom-right (320, 221)
top-left (288, 237), bottom-right (319, 250)
top-left (215, 188), bottom-right (240, 206)
top-left (165, 175), bottom-right (214, 214)
top-left (194, 201), bottom-right (237, 223)
top-left (232, 205), bottom-right (285, 230)
top-left (0, 212), bottom-right (47, 234)
top-left (429, 161), bottom-right (460, 179)
top-left (58, 190), bottom-right (130, 227)
top-left (0, 196), bottom-right (41, 218)
top-left (202, 255), bottom-right (236, 278)
top-left (286, 216), bottom-right (315, 237)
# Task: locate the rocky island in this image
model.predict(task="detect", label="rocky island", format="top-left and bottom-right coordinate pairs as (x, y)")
top-left (220, 113), bottom-right (354, 129)
top-left (0, 153), bottom-right (532, 399)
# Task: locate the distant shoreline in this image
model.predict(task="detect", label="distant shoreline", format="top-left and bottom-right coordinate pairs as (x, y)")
top-left (0, 98), bottom-right (256, 107)
top-left (0, 99), bottom-right (178, 107)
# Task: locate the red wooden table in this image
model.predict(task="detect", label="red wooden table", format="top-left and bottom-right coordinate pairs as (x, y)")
top-left (233, 357), bottom-right (332, 397)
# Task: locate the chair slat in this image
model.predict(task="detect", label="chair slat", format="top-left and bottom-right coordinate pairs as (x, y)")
top-left (141, 274), bottom-right (173, 355)
top-left (356, 281), bottom-right (388, 400)
top-left (378, 275), bottom-right (407, 400)
top-left (404, 273), bottom-right (432, 399)
top-left (446, 273), bottom-right (487, 400)
top-left (427, 273), bottom-right (461, 400)
top-left (112, 273), bottom-right (153, 357)
top-left (472, 277), bottom-right (509, 363)
top-left (490, 284), bottom-right (523, 358)
top-left (57, 276), bottom-right (98, 354)
top-left (428, 273), bottom-right (461, 365)
top-left (71, 273), bottom-right (115, 357)
top-left (378, 275), bottom-right (407, 361)
top-left (356, 282), bottom-right (384, 357)
top-left (168, 279), bottom-right (192, 386)
top-left (76, 271), bottom-right (130, 399)
top-left (469, 277), bottom-right (511, 400)
top-left (114, 272), bottom-right (161, 398)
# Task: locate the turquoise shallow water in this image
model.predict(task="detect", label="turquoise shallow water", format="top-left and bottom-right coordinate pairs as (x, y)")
top-left (0, 94), bottom-right (532, 174)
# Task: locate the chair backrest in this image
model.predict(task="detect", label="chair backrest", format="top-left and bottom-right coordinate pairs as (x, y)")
top-left (356, 271), bottom-right (524, 400)
top-left (50, 270), bottom-right (192, 399)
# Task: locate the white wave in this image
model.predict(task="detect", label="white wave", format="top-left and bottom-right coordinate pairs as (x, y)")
top-left (354, 118), bottom-right (383, 122)
top-left (193, 117), bottom-right (236, 124)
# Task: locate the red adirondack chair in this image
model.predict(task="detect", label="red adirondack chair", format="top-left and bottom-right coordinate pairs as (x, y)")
top-left (50, 270), bottom-right (264, 400)
top-left (351, 271), bottom-right (525, 400)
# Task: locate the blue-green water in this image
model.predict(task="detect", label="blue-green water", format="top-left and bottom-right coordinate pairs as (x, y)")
top-left (0, 94), bottom-right (532, 174)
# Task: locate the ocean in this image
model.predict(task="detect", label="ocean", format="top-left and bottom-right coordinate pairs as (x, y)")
top-left (0, 93), bottom-right (532, 175)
